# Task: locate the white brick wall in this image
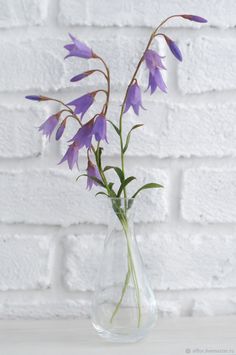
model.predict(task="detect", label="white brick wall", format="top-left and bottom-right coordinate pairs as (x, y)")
top-left (0, 0), bottom-right (235, 320)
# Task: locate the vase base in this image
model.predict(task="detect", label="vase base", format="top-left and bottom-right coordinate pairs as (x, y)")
top-left (92, 322), bottom-right (153, 343)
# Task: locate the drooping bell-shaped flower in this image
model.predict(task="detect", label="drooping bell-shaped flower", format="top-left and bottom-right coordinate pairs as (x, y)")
top-left (70, 118), bottom-right (94, 149)
top-left (59, 142), bottom-right (79, 170)
top-left (124, 82), bottom-right (144, 115)
top-left (38, 113), bottom-right (59, 139)
top-left (67, 92), bottom-right (95, 119)
top-left (70, 70), bottom-right (94, 83)
top-left (144, 49), bottom-right (166, 74)
top-left (163, 35), bottom-right (182, 62)
top-left (181, 15), bottom-right (207, 23)
top-left (147, 68), bottom-right (167, 94)
top-left (64, 33), bottom-right (94, 59)
top-left (55, 118), bottom-right (67, 141)
top-left (86, 159), bottom-right (101, 190)
top-left (93, 114), bottom-right (108, 143)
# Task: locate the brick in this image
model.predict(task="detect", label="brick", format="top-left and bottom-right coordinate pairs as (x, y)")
top-left (0, 0), bottom-right (48, 28)
top-left (178, 37), bottom-right (236, 94)
top-left (0, 106), bottom-right (45, 158)
top-left (63, 235), bottom-right (104, 291)
top-left (138, 233), bottom-right (236, 290)
top-left (192, 296), bottom-right (236, 316)
top-left (58, 0), bottom-right (236, 28)
top-left (0, 168), bottom-right (168, 226)
top-left (0, 235), bottom-right (52, 291)
top-left (181, 169), bottom-right (236, 223)
top-left (0, 35), bottom-right (164, 92)
top-left (155, 103), bottom-right (236, 158)
top-left (0, 300), bottom-right (90, 319)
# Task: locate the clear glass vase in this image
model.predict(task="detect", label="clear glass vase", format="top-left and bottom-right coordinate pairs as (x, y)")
top-left (91, 198), bottom-right (157, 343)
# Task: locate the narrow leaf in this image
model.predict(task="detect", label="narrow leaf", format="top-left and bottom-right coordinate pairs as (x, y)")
top-left (107, 120), bottom-right (120, 135)
top-left (117, 176), bottom-right (136, 197)
top-left (123, 124), bottom-right (143, 154)
top-left (95, 191), bottom-right (109, 197)
top-left (132, 183), bottom-right (163, 199)
top-left (103, 166), bottom-right (124, 183)
top-left (76, 173), bottom-right (87, 181)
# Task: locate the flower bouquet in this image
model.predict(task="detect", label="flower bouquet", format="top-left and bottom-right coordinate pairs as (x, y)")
top-left (26, 14), bottom-right (207, 342)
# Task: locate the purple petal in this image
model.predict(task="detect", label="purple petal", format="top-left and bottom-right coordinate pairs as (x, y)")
top-left (70, 71), bottom-right (93, 82)
top-left (164, 35), bottom-right (182, 62)
top-left (86, 160), bottom-right (101, 190)
top-left (144, 50), bottom-right (166, 73)
top-left (56, 119), bottom-right (66, 141)
top-left (181, 15), bottom-right (207, 23)
top-left (148, 69), bottom-right (167, 94)
top-left (38, 115), bottom-right (59, 138)
top-left (93, 115), bottom-right (108, 142)
top-left (124, 82), bottom-right (144, 116)
top-left (25, 95), bottom-right (41, 101)
top-left (69, 118), bottom-right (94, 149)
top-left (64, 33), bottom-right (93, 59)
top-left (59, 143), bottom-right (79, 170)
top-left (67, 93), bottom-right (94, 119)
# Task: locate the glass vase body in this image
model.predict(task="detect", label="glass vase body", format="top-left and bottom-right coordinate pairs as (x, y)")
top-left (91, 198), bottom-right (157, 343)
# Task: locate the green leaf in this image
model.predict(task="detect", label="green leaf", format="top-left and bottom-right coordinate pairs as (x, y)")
top-left (95, 191), bottom-right (109, 197)
top-left (76, 173), bottom-right (87, 181)
top-left (95, 147), bottom-right (103, 170)
top-left (117, 176), bottom-right (136, 197)
top-left (132, 183), bottom-right (163, 199)
top-left (107, 120), bottom-right (120, 135)
top-left (123, 124), bottom-right (143, 154)
top-left (104, 165), bottom-right (124, 183)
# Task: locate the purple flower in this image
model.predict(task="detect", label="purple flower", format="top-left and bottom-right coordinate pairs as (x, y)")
top-left (147, 68), bottom-right (167, 94)
top-left (86, 160), bottom-right (101, 190)
top-left (93, 115), bottom-right (108, 143)
top-left (38, 114), bottom-right (59, 139)
top-left (181, 15), bottom-right (207, 23)
top-left (67, 93), bottom-right (95, 119)
top-left (70, 70), bottom-right (94, 83)
top-left (163, 35), bottom-right (182, 62)
top-left (59, 143), bottom-right (79, 170)
top-left (70, 118), bottom-right (94, 149)
top-left (124, 82), bottom-right (145, 115)
top-left (56, 118), bottom-right (67, 141)
top-left (144, 50), bottom-right (166, 73)
top-left (64, 33), bottom-right (94, 59)
top-left (25, 95), bottom-right (49, 101)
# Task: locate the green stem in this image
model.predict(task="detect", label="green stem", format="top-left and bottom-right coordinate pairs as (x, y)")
top-left (110, 211), bottom-right (141, 327)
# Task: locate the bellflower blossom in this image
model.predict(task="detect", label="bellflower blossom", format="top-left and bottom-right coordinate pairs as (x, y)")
top-left (144, 50), bottom-right (167, 94)
top-left (124, 82), bottom-right (144, 115)
top-left (86, 159), bottom-right (101, 190)
top-left (59, 142), bottom-right (79, 170)
top-left (144, 50), bottom-right (166, 73)
top-left (67, 93), bottom-right (95, 119)
top-left (93, 115), bottom-right (108, 143)
top-left (38, 114), bottom-right (59, 139)
top-left (64, 33), bottom-right (94, 59)
top-left (70, 118), bottom-right (94, 149)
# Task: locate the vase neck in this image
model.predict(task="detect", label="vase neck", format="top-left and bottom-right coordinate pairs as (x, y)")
top-left (107, 198), bottom-right (135, 237)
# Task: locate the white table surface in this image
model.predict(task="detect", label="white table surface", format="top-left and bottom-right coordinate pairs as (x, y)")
top-left (1, 316), bottom-right (236, 355)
